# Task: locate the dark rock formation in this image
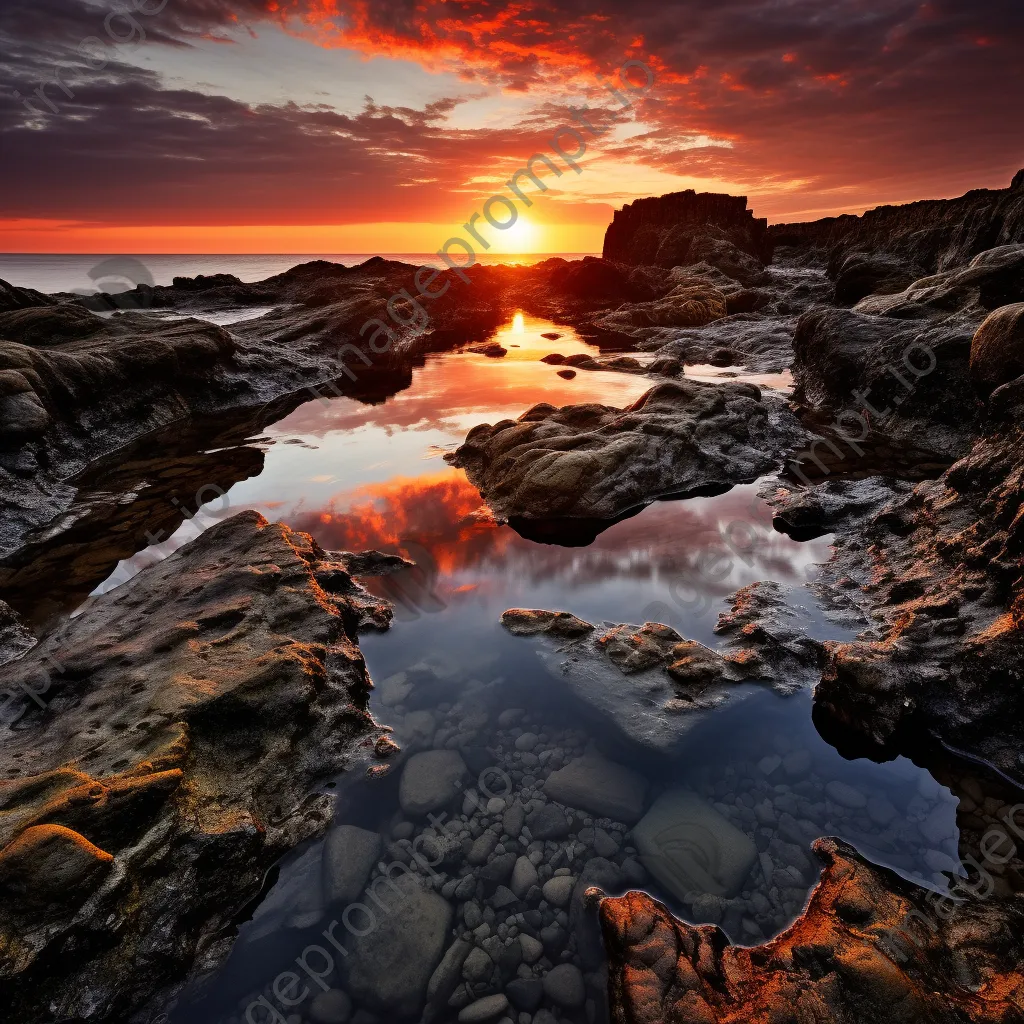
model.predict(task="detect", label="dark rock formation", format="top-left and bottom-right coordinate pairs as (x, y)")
top-left (447, 379), bottom-right (804, 525)
top-left (600, 838), bottom-right (1024, 1024)
top-left (603, 190), bottom-right (773, 269)
top-left (790, 306), bottom-right (981, 457)
top-left (772, 170), bottom-right (1024, 283)
top-left (0, 510), bottom-right (393, 1022)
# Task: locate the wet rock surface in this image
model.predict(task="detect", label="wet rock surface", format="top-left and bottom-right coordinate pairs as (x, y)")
top-left (498, 582), bottom-right (825, 755)
top-left (600, 837), bottom-right (1024, 1024)
top-left (0, 510), bottom-right (393, 1022)
top-left (447, 379), bottom-right (805, 524)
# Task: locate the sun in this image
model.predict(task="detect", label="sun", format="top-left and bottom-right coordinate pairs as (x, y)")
top-left (496, 215), bottom-right (539, 255)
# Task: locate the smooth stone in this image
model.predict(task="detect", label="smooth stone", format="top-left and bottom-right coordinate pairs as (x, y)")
top-left (403, 709), bottom-right (437, 747)
top-left (515, 733), bottom-right (539, 752)
top-left (480, 853), bottom-right (518, 886)
top-left (464, 902), bottom-right (483, 929)
top-left (542, 963), bottom-right (586, 1008)
top-left (506, 977), bottom-right (544, 1011)
top-left (379, 671), bottom-right (413, 706)
top-left (541, 876), bottom-right (575, 908)
top-left (310, 989), bottom-right (352, 1024)
top-left (400, 750), bottom-right (468, 815)
top-left (510, 856), bottom-right (539, 898)
top-left (867, 796), bottom-right (898, 826)
top-left (519, 933), bottom-right (543, 963)
top-left (782, 750), bottom-right (813, 778)
top-left (593, 828), bottom-right (619, 858)
top-left (526, 804), bottom-right (572, 840)
top-left (491, 885), bottom-right (518, 909)
top-left (469, 831), bottom-right (500, 865)
top-left (459, 994), bottom-right (510, 1022)
top-left (632, 789), bottom-right (757, 899)
top-left (498, 709), bottom-right (526, 728)
top-left (543, 754), bottom-right (648, 823)
top-left (502, 801), bottom-right (526, 838)
top-left (825, 781), bottom-right (868, 809)
top-left (341, 873), bottom-right (453, 1017)
top-left (427, 939), bottom-right (473, 1010)
top-left (462, 947), bottom-right (493, 983)
top-left (757, 754), bottom-right (782, 776)
top-left (323, 825), bottom-right (383, 905)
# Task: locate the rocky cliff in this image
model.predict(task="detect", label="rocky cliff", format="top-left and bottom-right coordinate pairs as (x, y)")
top-left (772, 171), bottom-right (1024, 302)
top-left (602, 190), bottom-right (774, 269)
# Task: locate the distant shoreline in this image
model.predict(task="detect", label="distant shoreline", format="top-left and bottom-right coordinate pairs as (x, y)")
top-left (0, 252), bottom-right (600, 294)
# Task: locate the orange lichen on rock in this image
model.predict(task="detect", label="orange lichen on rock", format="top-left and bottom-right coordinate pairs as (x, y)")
top-left (600, 838), bottom-right (1024, 1024)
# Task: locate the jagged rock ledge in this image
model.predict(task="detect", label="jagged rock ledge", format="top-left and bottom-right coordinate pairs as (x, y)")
top-left (0, 510), bottom-right (396, 1022)
top-left (599, 836), bottom-right (1024, 1024)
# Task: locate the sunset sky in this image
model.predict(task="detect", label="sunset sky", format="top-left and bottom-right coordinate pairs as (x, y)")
top-left (1, 0), bottom-right (1021, 253)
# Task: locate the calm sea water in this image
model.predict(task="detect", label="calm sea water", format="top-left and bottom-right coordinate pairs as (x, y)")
top-left (0, 253), bottom-right (595, 294)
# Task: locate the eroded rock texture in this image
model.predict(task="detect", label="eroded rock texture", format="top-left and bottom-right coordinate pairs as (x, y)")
top-left (499, 582), bottom-right (823, 754)
top-left (448, 379), bottom-right (804, 525)
top-left (0, 510), bottom-right (393, 1022)
top-left (600, 838), bottom-right (1024, 1024)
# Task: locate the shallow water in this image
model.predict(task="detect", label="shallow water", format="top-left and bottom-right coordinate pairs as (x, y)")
top-left (124, 312), bottom-right (963, 1024)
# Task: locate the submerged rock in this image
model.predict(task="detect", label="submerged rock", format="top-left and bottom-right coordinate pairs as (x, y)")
top-left (399, 750), bottom-right (468, 816)
top-left (341, 872), bottom-right (454, 1018)
top-left (632, 790), bottom-right (757, 900)
top-left (544, 754), bottom-right (648, 824)
top-left (500, 584), bottom-right (822, 754)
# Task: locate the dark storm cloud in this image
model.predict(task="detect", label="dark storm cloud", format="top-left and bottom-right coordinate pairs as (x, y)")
top-left (1, 0), bottom-right (1022, 223)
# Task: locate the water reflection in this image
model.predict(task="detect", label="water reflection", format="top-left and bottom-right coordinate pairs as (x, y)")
top-left (142, 309), bottom-right (964, 1024)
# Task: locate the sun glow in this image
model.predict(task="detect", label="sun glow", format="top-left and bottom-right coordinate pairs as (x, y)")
top-left (496, 215), bottom-right (539, 254)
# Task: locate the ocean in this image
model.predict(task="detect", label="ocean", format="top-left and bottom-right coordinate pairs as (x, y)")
top-left (0, 252), bottom-right (596, 295)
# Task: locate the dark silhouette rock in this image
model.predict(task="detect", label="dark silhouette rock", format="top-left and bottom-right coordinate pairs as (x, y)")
top-left (603, 190), bottom-right (773, 268)
top-left (772, 169), bottom-right (1024, 278)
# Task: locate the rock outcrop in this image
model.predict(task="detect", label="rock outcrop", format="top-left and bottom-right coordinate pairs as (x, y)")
top-left (600, 837), bottom-right (1024, 1024)
top-left (603, 190), bottom-right (773, 269)
top-left (772, 170), bottom-right (1024, 291)
top-left (0, 510), bottom-right (394, 1022)
top-left (499, 582), bottom-right (824, 754)
top-left (447, 379), bottom-right (804, 529)
top-left (970, 301), bottom-right (1024, 396)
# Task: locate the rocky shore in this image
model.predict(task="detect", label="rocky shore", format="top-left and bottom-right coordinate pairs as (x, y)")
top-left (2, 170), bottom-right (1024, 1024)
top-left (0, 512), bottom-right (399, 1021)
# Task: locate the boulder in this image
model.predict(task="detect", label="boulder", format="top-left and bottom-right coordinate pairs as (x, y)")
top-left (341, 872), bottom-right (453, 1017)
top-left (449, 379), bottom-right (804, 524)
top-left (632, 790), bottom-right (758, 899)
top-left (544, 754), bottom-right (648, 823)
top-left (399, 750), bottom-right (468, 816)
top-left (970, 302), bottom-right (1024, 396)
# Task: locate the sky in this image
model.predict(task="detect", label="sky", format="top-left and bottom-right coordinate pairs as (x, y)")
top-left (1, 0), bottom-right (1021, 253)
